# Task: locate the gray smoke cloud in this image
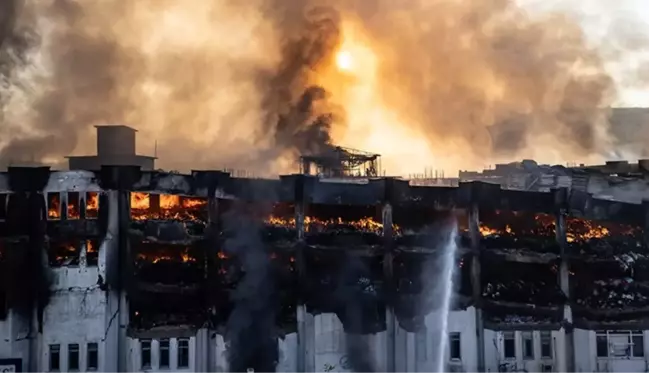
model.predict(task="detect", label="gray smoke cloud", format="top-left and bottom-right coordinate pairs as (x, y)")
top-left (0, 0), bottom-right (646, 173)
top-left (222, 203), bottom-right (279, 372)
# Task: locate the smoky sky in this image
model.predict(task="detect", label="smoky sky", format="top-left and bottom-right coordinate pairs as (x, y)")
top-left (0, 0), bottom-right (646, 172)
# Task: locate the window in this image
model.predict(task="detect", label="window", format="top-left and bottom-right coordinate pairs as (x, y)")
top-left (67, 192), bottom-right (80, 219)
top-left (141, 339), bottom-right (151, 369)
top-left (596, 331), bottom-right (645, 358)
top-left (503, 332), bottom-right (516, 359)
top-left (87, 342), bottom-right (98, 370)
top-left (68, 344), bottom-right (79, 371)
top-left (159, 339), bottom-right (170, 369)
top-left (449, 332), bottom-right (461, 360)
top-left (415, 330), bottom-right (427, 361)
top-left (540, 331), bottom-right (552, 358)
top-left (177, 338), bottom-right (189, 368)
top-left (522, 332), bottom-right (534, 360)
top-left (597, 332), bottom-right (609, 357)
top-left (632, 332), bottom-right (645, 358)
top-left (49, 344), bottom-right (61, 371)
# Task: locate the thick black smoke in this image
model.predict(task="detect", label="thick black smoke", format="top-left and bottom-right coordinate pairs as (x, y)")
top-left (222, 204), bottom-right (279, 372)
top-left (260, 6), bottom-right (344, 158)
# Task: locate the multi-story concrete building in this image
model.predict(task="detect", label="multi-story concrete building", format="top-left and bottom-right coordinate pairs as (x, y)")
top-left (0, 166), bottom-right (646, 372)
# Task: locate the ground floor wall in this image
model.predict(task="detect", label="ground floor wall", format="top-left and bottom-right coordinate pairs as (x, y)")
top-left (6, 302), bottom-right (649, 372)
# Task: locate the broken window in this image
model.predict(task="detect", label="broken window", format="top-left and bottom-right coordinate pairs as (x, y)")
top-left (68, 343), bottom-right (79, 371)
top-left (130, 192), bottom-right (207, 222)
top-left (482, 259), bottom-right (563, 306)
top-left (596, 331), bottom-right (645, 358)
top-left (85, 192), bottom-right (99, 219)
top-left (141, 339), bottom-right (151, 369)
top-left (522, 332), bottom-right (534, 360)
top-left (159, 339), bottom-right (170, 369)
top-left (503, 332), bottom-right (516, 359)
top-left (87, 342), bottom-right (98, 370)
top-left (47, 193), bottom-right (61, 220)
top-left (449, 332), bottom-right (461, 360)
top-left (85, 240), bottom-right (98, 267)
top-left (540, 331), bottom-right (552, 358)
top-left (415, 330), bottom-right (427, 361)
top-left (49, 344), bottom-right (60, 371)
top-left (479, 210), bottom-right (558, 253)
top-left (67, 192), bottom-right (80, 220)
top-left (49, 241), bottom-right (81, 266)
top-left (177, 338), bottom-right (189, 368)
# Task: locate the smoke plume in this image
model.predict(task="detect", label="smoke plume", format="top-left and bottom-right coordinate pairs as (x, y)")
top-left (0, 0), bottom-right (646, 173)
top-left (222, 203), bottom-right (279, 372)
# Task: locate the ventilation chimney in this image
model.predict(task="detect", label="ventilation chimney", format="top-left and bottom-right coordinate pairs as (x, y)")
top-left (96, 125), bottom-right (136, 157)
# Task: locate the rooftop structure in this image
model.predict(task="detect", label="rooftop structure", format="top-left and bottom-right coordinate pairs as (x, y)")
top-left (299, 146), bottom-right (381, 178)
top-left (66, 125), bottom-right (156, 171)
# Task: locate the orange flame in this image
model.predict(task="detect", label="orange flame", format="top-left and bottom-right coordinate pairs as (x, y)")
top-left (86, 192), bottom-right (99, 218)
top-left (67, 193), bottom-right (80, 220)
top-left (137, 247), bottom-right (196, 263)
top-left (160, 194), bottom-right (180, 209)
top-left (131, 192), bottom-right (151, 210)
top-left (265, 215), bottom-right (396, 234)
top-left (130, 193), bottom-right (207, 221)
top-left (48, 193), bottom-right (61, 219)
top-left (86, 240), bottom-right (96, 253)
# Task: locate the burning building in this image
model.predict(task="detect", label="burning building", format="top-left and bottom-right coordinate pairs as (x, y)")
top-left (0, 166), bottom-right (646, 372)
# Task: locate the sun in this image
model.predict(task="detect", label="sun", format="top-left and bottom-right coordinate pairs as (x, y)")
top-left (335, 50), bottom-right (354, 72)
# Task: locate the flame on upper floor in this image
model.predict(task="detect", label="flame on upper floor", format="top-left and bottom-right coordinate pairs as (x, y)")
top-left (130, 192), bottom-right (207, 221)
top-left (477, 210), bottom-right (640, 243)
top-left (265, 215), bottom-right (397, 234)
top-left (136, 246), bottom-right (197, 264)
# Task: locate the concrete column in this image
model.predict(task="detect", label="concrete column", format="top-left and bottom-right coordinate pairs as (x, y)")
top-left (102, 190), bottom-right (120, 372)
top-left (468, 203), bottom-right (485, 372)
top-left (382, 202), bottom-right (396, 372)
top-left (295, 177), bottom-right (315, 372)
top-left (117, 188), bottom-right (130, 372)
top-left (555, 188), bottom-right (573, 372)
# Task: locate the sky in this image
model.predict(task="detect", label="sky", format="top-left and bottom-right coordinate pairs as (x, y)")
top-left (519, 0), bottom-right (649, 107)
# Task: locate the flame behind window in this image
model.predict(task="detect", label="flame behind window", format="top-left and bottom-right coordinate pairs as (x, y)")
top-left (67, 192), bottom-right (80, 220)
top-left (47, 193), bottom-right (61, 220)
top-left (86, 192), bottom-right (99, 218)
top-left (130, 193), bottom-right (207, 221)
top-left (265, 215), bottom-right (394, 234)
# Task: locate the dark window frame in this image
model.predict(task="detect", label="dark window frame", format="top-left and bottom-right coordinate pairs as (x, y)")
top-left (141, 339), bottom-right (152, 369)
top-left (49, 344), bottom-right (61, 372)
top-left (177, 338), bottom-right (189, 368)
top-left (449, 332), bottom-right (461, 360)
top-left (87, 342), bottom-right (98, 371)
top-left (540, 331), bottom-right (552, 359)
top-left (503, 332), bottom-right (516, 359)
top-left (522, 332), bottom-right (534, 360)
top-left (68, 343), bottom-right (80, 371)
top-left (159, 339), bottom-right (170, 369)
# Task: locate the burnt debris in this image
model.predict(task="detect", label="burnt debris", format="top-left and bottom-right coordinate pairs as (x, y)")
top-left (1, 166), bottom-right (648, 368)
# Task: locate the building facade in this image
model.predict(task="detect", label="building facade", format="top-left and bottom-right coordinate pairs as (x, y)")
top-left (0, 166), bottom-right (646, 372)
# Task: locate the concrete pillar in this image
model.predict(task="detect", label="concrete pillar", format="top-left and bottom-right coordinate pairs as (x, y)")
top-left (555, 188), bottom-right (573, 372)
top-left (99, 165), bottom-right (140, 372)
top-left (102, 190), bottom-right (120, 372)
top-left (382, 201), bottom-right (396, 372)
top-left (468, 203), bottom-right (485, 372)
top-left (295, 176), bottom-right (315, 372)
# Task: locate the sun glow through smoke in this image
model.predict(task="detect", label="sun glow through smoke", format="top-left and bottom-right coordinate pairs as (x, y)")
top-left (324, 19), bottom-right (438, 175)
